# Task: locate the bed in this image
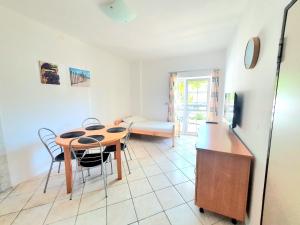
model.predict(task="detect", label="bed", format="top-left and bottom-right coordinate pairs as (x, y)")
top-left (114, 116), bottom-right (175, 147)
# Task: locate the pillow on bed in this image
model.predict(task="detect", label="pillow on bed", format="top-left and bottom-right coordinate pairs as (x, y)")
top-left (123, 116), bottom-right (147, 123)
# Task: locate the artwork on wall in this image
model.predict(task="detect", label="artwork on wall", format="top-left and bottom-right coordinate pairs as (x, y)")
top-left (69, 67), bottom-right (90, 87)
top-left (39, 61), bottom-right (60, 85)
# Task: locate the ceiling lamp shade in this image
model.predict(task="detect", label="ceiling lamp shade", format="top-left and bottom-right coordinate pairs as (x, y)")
top-left (100, 0), bottom-right (136, 23)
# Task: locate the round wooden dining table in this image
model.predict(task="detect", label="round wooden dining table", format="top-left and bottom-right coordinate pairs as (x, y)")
top-left (55, 125), bottom-right (127, 193)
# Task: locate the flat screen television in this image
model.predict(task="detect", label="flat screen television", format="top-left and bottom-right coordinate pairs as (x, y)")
top-left (223, 92), bottom-right (241, 128)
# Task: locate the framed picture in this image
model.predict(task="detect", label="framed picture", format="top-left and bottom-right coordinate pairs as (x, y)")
top-left (39, 61), bottom-right (60, 85)
top-left (69, 67), bottom-right (90, 87)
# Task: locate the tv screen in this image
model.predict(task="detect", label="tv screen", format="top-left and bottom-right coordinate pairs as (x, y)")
top-left (224, 92), bottom-right (241, 128)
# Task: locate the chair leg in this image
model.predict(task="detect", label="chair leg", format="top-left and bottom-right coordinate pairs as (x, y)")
top-left (81, 167), bottom-right (85, 183)
top-left (70, 164), bottom-right (78, 200)
top-left (44, 161), bottom-right (54, 193)
top-left (126, 145), bottom-right (133, 160)
top-left (58, 162), bottom-right (61, 174)
top-left (109, 154), bottom-right (113, 175)
top-left (87, 168), bottom-right (91, 176)
top-left (101, 163), bottom-right (108, 198)
top-left (123, 151), bottom-right (131, 174)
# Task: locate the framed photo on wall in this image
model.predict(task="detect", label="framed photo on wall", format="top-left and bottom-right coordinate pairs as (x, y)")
top-left (39, 61), bottom-right (60, 85)
top-left (69, 67), bottom-right (90, 87)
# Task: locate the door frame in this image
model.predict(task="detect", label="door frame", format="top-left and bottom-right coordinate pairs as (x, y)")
top-left (260, 0), bottom-right (298, 224)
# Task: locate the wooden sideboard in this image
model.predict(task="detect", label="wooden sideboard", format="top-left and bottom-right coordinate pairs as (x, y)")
top-left (195, 123), bottom-right (253, 223)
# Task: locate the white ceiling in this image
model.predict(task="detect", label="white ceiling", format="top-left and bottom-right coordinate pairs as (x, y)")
top-left (0, 0), bottom-right (248, 60)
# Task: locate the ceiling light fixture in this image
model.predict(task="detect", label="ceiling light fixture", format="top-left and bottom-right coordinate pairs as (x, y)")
top-left (100, 0), bottom-right (136, 23)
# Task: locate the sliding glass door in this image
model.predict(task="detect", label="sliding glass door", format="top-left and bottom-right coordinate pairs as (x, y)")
top-left (175, 77), bottom-right (210, 134)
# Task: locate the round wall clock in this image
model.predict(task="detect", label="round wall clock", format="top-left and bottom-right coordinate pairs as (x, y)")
top-left (244, 37), bottom-right (260, 69)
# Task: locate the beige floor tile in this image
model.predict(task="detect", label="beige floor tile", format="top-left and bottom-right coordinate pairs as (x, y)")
top-left (172, 159), bottom-right (192, 169)
top-left (133, 192), bottom-right (162, 220)
top-left (175, 181), bottom-right (195, 202)
top-left (155, 187), bottom-right (184, 210)
top-left (47, 216), bottom-right (76, 225)
top-left (126, 168), bottom-right (146, 182)
top-left (78, 190), bottom-right (106, 214)
top-left (45, 196), bottom-right (80, 224)
top-left (139, 157), bottom-right (156, 167)
top-left (57, 182), bottom-right (83, 200)
top-left (157, 161), bottom-right (178, 172)
top-left (148, 174), bottom-right (172, 191)
top-left (165, 170), bottom-right (189, 185)
top-left (11, 179), bottom-right (42, 195)
top-left (166, 204), bottom-right (202, 225)
top-left (24, 186), bottom-right (60, 209)
top-left (129, 178), bottom-right (153, 197)
top-left (0, 188), bottom-right (13, 200)
top-left (0, 193), bottom-right (32, 216)
top-left (181, 166), bottom-right (195, 180)
top-left (143, 164), bottom-right (163, 177)
top-left (107, 199), bottom-right (137, 225)
top-left (107, 183), bottom-right (131, 205)
top-left (12, 203), bottom-right (51, 225)
top-left (0, 212), bottom-right (18, 225)
top-left (139, 212), bottom-right (171, 225)
top-left (76, 208), bottom-right (106, 225)
top-left (187, 201), bottom-right (223, 225)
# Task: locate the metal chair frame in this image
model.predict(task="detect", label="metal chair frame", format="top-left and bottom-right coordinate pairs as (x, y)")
top-left (38, 128), bottom-right (65, 193)
top-left (69, 137), bottom-right (108, 200)
top-left (81, 117), bottom-right (101, 128)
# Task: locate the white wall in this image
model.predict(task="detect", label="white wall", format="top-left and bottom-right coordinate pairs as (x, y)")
top-left (131, 50), bottom-right (226, 121)
top-left (224, 0), bottom-right (289, 224)
top-left (0, 6), bottom-right (131, 186)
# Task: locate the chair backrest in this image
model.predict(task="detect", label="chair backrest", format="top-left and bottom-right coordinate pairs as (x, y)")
top-left (124, 122), bottom-right (134, 145)
top-left (38, 128), bottom-right (62, 160)
top-left (69, 137), bottom-right (106, 167)
top-left (82, 117), bottom-right (101, 128)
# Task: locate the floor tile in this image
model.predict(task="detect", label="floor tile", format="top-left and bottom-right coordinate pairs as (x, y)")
top-left (175, 181), bottom-right (195, 202)
top-left (12, 203), bottom-right (51, 225)
top-left (0, 212), bottom-right (18, 225)
top-left (157, 161), bottom-right (178, 172)
top-left (133, 192), bottom-right (162, 220)
top-left (47, 216), bottom-right (76, 225)
top-left (187, 201), bottom-right (223, 225)
top-left (165, 170), bottom-right (189, 185)
top-left (0, 193), bottom-right (32, 216)
top-left (76, 208), bottom-right (106, 225)
top-left (45, 196), bottom-right (80, 224)
top-left (139, 212), bottom-right (171, 225)
top-left (155, 186), bottom-right (185, 210)
top-left (172, 159), bottom-right (192, 169)
top-left (24, 186), bottom-right (59, 209)
top-left (78, 190), bottom-right (106, 214)
top-left (107, 183), bottom-right (131, 205)
top-left (181, 166), bottom-right (195, 180)
top-left (166, 204), bottom-right (202, 225)
top-left (148, 174), bottom-right (172, 191)
top-left (126, 168), bottom-right (146, 182)
top-left (129, 178), bottom-right (153, 197)
top-left (143, 164), bottom-right (163, 177)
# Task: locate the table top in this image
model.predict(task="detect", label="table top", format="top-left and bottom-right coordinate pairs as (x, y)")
top-left (196, 123), bottom-right (253, 158)
top-left (55, 125), bottom-right (127, 148)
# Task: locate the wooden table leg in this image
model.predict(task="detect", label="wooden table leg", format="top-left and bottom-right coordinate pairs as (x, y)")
top-left (63, 146), bottom-right (73, 193)
top-left (115, 140), bottom-right (122, 180)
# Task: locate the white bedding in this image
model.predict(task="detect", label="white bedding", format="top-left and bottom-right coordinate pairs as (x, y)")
top-left (120, 118), bottom-right (174, 133)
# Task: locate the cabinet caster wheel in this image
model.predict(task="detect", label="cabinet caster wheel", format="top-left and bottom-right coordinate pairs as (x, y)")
top-left (231, 219), bottom-right (237, 224)
top-left (199, 208), bottom-right (204, 213)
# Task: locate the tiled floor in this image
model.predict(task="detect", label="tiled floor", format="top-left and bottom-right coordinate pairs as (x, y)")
top-left (0, 135), bottom-right (242, 225)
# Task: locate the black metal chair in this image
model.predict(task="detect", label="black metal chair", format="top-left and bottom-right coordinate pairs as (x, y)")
top-left (104, 122), bottom-right (133, 174)
top-left (82, 117), bottom-right (101, 128)
top-left (38, 128), bottom-right (75, 193)
top-left (69, 137), bottom-right (109, 200)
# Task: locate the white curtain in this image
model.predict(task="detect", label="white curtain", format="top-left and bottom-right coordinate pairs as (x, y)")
top-left (207, 69), bottom-right (220, 123)
top-left (167, 72), bottom-right (177, 122)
